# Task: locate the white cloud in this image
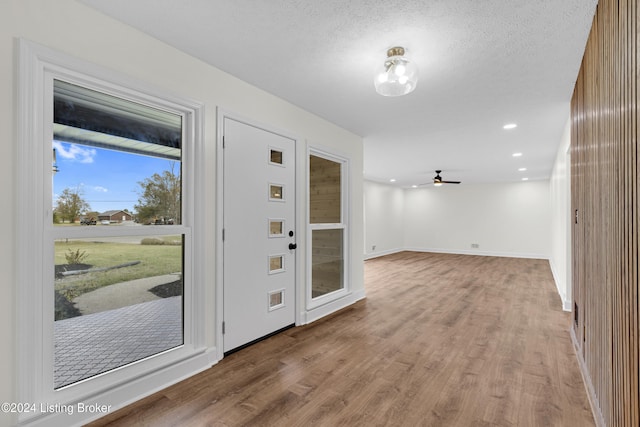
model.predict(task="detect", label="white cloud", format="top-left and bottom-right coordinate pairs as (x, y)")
top-left (93, 186), bottom-right (108, 193)
top-left (53, 141), bottom-right (97, 164)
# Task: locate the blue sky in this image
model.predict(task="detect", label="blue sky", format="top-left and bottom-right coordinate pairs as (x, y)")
top-left (53, 141), bottom-right (178, 214)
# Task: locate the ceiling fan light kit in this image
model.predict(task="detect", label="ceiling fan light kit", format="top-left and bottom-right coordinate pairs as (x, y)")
top-left (432, 170), bottom-right (461, 186)
top-left (416, 170), bottom-right (462, 187)
top-left (374, 46), bottom-right (418, 97)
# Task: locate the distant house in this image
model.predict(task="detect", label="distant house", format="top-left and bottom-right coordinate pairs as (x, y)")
top-left (98, 210), bottom-right (133, 223)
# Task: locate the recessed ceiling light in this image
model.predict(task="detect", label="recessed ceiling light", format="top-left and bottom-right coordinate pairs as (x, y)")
top-left (518, 167), bottom-right (527, 171)
top-left (522, 177), bottom-right (529, 181)
top-left (503, 123), bottom-right (517, 130)
top-left (390, 179), bottom-right (396, 182)
top-left (411, 185), bottom-right (417, 188)
top-left (512, 152), bottom-right (523, 157)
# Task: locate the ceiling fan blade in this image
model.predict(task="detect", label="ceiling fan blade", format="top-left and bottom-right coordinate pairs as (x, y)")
top-left (428, 170), bottom-right (461, 185)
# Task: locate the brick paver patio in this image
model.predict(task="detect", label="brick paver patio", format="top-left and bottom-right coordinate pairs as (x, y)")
top-left (54, 296), bottom-right (182, 388)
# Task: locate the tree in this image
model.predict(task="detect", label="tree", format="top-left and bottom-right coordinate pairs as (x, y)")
top-left (55, 187), bottom-right (90, 224)
top-left (84, 211), bottom-right (100, 220)
top-left (134, 163), bottom-right (181, 224)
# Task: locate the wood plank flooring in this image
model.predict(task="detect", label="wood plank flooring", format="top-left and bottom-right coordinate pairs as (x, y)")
top-left (87, 252), bottom-right (595, 426)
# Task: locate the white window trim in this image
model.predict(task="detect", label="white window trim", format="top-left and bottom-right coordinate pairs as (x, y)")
top-left (268, 288), bottom-right (286, 311)
top-left (16, 39), bottom-right (213, 426)
top-left (268, 146), bottom-right (286, 168)
top-left (267, 218), bottom-right (286, 238)
top-left (306, 147), bottom-right (351, 310)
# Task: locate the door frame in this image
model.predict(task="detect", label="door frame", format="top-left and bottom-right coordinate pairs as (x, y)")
top-left (215, 109), bottom-right (304, 361)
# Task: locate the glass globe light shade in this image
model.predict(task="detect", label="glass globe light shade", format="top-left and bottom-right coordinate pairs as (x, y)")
top-left (374, 47), bottom-right (418, 97)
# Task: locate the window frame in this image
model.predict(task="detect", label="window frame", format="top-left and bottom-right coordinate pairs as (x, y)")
top-left (16, 40), bottom-right (208, 424)
top-left (306, 147), bottom-right (350, 310)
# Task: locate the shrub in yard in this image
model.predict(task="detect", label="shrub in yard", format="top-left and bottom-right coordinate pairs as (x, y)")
top-left (141, 237), bottom-right (165, 245)
top-left (65, 248), bottom-right (88, 265)
top-left (54, 290), bottom-right (82, 320)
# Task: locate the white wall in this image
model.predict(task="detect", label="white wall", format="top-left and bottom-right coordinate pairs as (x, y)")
top-left (549, 119), bottom-right (572, 310)
top-left (364, 181), bottom-right (404, 258)
top-left (363, 179), bottom-right (552, 259)
top-left (1, 1), bottom-right (363, 425)
top-left (403, 181), bottom-right (551, 258)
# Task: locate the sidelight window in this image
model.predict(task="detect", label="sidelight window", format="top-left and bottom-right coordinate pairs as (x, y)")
top-left (308, 150), bottom-right (349, 306)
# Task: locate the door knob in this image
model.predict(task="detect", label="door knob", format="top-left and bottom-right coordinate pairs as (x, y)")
top-left (289, 243), bottom-right (297, 250)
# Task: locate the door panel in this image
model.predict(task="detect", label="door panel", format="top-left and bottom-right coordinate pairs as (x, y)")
top-left (223, 118), bottom-right (296, 353)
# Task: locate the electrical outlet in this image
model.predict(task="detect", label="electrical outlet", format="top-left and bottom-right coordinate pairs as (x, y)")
top-left (372, 245), bottom-right (376, 251)
top-left (471, 243), bottom-right (480, 248)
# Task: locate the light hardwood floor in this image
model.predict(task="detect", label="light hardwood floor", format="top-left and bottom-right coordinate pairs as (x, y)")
top-left (88, 252), bottom-right (595, 426)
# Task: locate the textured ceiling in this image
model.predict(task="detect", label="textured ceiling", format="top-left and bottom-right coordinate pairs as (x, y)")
top-left (82, 0), bottom-right (598, 186)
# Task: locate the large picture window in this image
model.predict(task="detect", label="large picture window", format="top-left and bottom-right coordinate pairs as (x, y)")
top-left (17, 40), bottom-right (205, 425)
top-left (51, 80), bottom-right (187, 389)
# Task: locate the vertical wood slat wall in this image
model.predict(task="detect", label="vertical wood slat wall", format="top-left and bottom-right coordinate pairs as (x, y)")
top-left (571, 0), bottom-right (639, 426)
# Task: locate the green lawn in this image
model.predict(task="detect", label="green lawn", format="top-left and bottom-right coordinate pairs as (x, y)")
top-left (54, 236), bottom-right (182, 300)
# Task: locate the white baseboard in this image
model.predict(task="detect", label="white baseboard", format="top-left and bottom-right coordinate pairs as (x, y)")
top-left (548, 259), bottom-right (572, 312)
top-left (364, 246), bottom-right (549, 261)
top-left (404, 246), bottom-right (549, 260)
top-left (364, 248), bottom-right (404, 260)
top-left (301, 289), bottom-right (366, 325)
top-left (570, 328), bottom-right (605, 427)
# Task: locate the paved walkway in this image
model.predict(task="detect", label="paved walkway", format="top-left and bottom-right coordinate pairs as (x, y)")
top-left (54, 296), bottom-right (182, 389)
top-left (72, 273), bottom-right (181, 314)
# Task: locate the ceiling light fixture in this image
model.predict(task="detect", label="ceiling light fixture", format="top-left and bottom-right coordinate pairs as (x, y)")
top-left (512, 152), bottom-right (523, 157)
top-left (518, 167), bottom-right (527, 171)
top-left (374, 47), bottom-right (418, 97)
top-left (503, 123), bottom-right (518, 130)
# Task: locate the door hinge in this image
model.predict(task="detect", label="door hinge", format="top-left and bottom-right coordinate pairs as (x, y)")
top-left (574, 209), bottom-right (579, 224)
top-left (222, 321), bottom-right (226, 334)
top-left (222, 136), bottom-right (225, 149)
top-left (222, 228), bottom-right (225, 241)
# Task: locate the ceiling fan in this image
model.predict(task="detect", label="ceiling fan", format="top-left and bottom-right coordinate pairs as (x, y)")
top-left (422, 170), bottom-right (461, 186)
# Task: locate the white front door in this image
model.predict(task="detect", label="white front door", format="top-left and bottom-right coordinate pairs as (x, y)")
top-left (223, 118), bottom-right (296, 353)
